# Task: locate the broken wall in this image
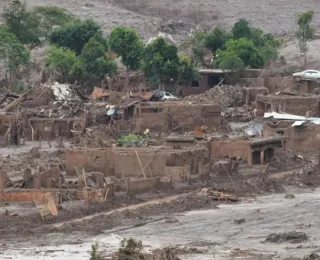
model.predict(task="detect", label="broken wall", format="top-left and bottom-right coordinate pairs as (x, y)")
top-left (66, 149), bottom-right (115, 176)
top-left (210, 140), bottom-right (250, 161)
top-left (244, 87), bottom-right (269, 106)
top-left (126, 177), bottom-right (160, 195)
top-left (28, 117), bottom-right (84, 141)
top-left (256, 95), bottom-right (320, 116)
top-left (264, 124), bottom-right (320, 152)
top-left (0, 113), bottom-right (16, 135)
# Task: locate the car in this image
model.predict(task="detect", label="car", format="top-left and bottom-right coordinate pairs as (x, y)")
top-left (292, 70), bottom-right (320, 83)
top-left (160, 92), bottom-right (179, 101)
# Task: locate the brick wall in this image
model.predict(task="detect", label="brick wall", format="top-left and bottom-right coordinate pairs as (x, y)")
top-left (210, 140), bottom-right (250, 161)
top-left (126, 177), bottom-right (160, 195)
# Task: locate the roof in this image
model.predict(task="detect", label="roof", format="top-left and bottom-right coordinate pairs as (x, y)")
top-left (264, 111), bottom-right (320, 127)
top-left (245, 123), bottom-right (264, 136)
top-left (142, 92), bottom-right (154, 100)
top-left (199, 69), bottom-right (232, 74)
top-left (90, 87), bottom-right (109, 100)
top-left (250, 136), bottom-right (284, 146)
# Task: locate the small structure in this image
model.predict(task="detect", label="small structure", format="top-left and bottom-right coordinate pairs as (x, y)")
top-left (180, 69), bottom-right (234, 96)
top-left (210, 137), bottom-right (284, 166)
top-left (256, 94), bottom-right (320, 117)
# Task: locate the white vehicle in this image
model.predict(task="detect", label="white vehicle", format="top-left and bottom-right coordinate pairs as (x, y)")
top-left (292, 70), bottom-right (320, 83)
top-left (160, 92), bottom-right (179, 101)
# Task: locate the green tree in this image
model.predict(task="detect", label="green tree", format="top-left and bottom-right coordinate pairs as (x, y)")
top-left (2, 0), bottom-right (73, 48)
top-left (215, 38), bottom-right (264, 69)
top-left (2, 0), bottom-right (40, 47)
top-left (49, 19), bottom-right (106, 55)
top-left (142, 37), bottom-right (180, 89)
top-left (77, 37), bottom-right (117, 82)
top-left (232, 19), bottom-right (251, 39)
top-left (31, 6), bottom-right (73, 39)
top-left (45, 46), bottom-right (78, 82)
top-left (215, 50), bottom-right (244, 70)
top-left (205, 27), bottom-right (231, 55)
top-left (109, 26), bottom-right (143, 94)
top-left (178, 56), bottom-right (200, 85)
top-left (0, 29), bottom-right (30, 76)
top-left (296, 11), bottom-right (314, 68)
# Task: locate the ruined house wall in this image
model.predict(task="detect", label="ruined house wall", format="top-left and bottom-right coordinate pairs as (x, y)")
top-left (210, 140), bottom-right (250, 160)
top-left (256, 95), bottom-right (320, 116)
top-left (28, 117), bottom-right (84, 141)
top-left (238, 78), bottom-right (265, 87)
top-left (264, 77), bottom-right (293, 93)
top-left (65, 149), bottom-right (115, 176)
top-left (264, 124), bottom-right (320, 152)
top-left (0, 113), bottom-right (16, 135)
top-left (126, 177), bottom-right (160, 195)
top-left (136, 104), bottom-right (221, 133)
top-left (114, 150), bottom-right (166, 178)
top-left (180, 86), bottom-right (209, 97)
top-left (244, 87), bottom-right (269, 106)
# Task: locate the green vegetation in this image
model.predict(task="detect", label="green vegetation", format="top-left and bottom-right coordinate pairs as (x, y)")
top-left (0, 29), bottom-right (30, 75)
top-left (178, 56), bottom-right (200, 85)
top-left (296, 11), bottom-right (314, 68)
top-left (90, 243), bottom-right (101, 260)
top-left (2, 0), bottom-right (73, 48)
top-left (49, 19), bottom-right (106, 55)
top-left (189, 18), bottom-right (280, 70)
top-left (117, 133), bottom-right (148, 147)
top-left (45, 46), bottom-right (77, 82)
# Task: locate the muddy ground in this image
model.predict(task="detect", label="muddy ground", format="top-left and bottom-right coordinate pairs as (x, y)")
top-left (2, 187), bottom-right (320, 259)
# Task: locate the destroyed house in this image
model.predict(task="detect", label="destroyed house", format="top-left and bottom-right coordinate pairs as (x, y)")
top-left (180, 69), bottom-right (234, 96)
top-left (65, 147), bottom-right (210, 180)
top-left (119, 101), bottom-right (222, 133)
top-left (210, 137), bottom-right (283, 166)
top-left (263, 120), bottom-right (320, 152)
top-left (256, 94), bottom-right (320, 117)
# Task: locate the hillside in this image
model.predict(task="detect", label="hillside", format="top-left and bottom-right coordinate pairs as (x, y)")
top-left (1, 0), bottom-right (320, 43)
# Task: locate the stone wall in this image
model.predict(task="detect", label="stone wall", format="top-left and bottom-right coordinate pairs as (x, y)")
top-left (210, 140), bottom-right (251, 160)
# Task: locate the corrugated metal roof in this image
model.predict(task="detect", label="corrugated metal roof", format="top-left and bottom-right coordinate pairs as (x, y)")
top-left (245, 123), bottom-right (264, 136)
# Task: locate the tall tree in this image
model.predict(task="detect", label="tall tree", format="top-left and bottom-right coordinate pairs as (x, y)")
top-left (178, 56), bottom-right (200, 86)
top-left (296, 11), bottom-right (314, 69)
top-left (109, 26), bottom-right (143, 94)
top-left (205, 27), bottom-right (230, 56)
top-left (0, 29), bottom-right (30, 77)
top-left (79, 38), bottom-right (117, 82)
top-left (142, 37), bottom-right (180, 89)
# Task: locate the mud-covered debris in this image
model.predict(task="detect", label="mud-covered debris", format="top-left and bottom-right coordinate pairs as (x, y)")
top-left (165, 217), bottom-right (179, 223)
top-left (184, 85), bottom-right (243, 108)
top-left (201, 188), bottom-right (239, 202)
top-left (284, 253), bottom-right (320, 260)
top-left (285, 193), bottom-right (296, 199)
top-left (29, 147), bottom-right (40, 158)
top-left (234, 218), bottom-right (246, 224)
top-left (265, 231), bottom-right (308, 243)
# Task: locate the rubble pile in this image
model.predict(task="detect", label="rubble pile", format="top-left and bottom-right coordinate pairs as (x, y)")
top-left (184, 85), bottom-right (243, 108)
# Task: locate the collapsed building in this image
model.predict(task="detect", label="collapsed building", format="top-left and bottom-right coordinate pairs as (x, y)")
top-left (256, 94), bottom-right (320, 117)
top-left (117, 101), bottom-right (222, 133)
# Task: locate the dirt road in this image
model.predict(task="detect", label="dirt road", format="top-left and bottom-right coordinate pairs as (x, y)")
top-left (2, 187), bottom-right (320, 259)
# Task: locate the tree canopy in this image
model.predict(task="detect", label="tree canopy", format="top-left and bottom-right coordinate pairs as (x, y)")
top-left (142, 37), bottom-right (181, 88)
top-left (49, 19), bottom-right (107, 55)
top-left (109, 26), bottom-right (143, 71)
top-left (45, 46), bottom-right (77, 82)
top-left (0, 29), bottom-right (30, 74)
top-left (2, 0), bottom-right (73, 48)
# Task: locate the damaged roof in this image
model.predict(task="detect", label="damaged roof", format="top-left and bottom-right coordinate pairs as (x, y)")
top-left (90, 87), bottom-right (110, 99)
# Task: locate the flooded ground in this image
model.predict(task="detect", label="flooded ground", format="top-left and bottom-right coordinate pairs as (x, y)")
top-left (1, 187), bottom-right (320, 259)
